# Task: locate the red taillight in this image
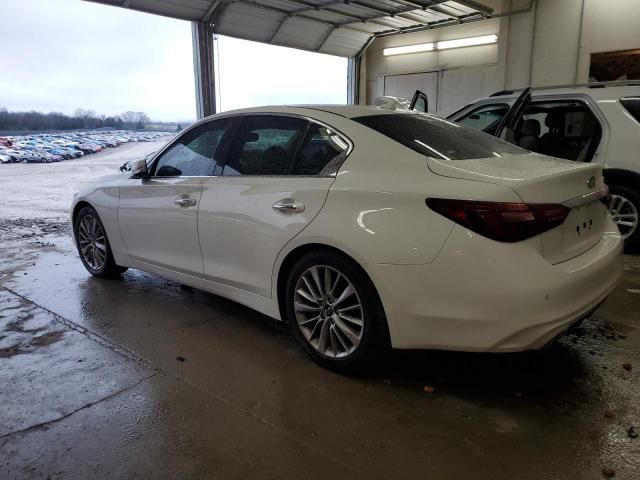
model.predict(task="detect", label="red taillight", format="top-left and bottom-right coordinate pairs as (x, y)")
top-left (426, 198), bottom-right (570, 243)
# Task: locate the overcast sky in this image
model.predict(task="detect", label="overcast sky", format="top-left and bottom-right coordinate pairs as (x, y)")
top-left (0, 0), bottom-right (347, 122)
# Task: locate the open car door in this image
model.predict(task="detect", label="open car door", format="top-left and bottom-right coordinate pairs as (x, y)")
top-left (410, 90), bottom-right (429, 113)
top-left (494, 87), bottom-right (532, 143)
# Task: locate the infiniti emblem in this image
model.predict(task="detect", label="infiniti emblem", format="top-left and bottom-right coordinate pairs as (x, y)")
top-left (586, 176), bottom-right (596, 189)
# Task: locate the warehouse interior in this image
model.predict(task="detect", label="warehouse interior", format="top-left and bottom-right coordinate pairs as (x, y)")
top-left (88, 0), bottom-right (640, 115)
top-left (1, 0), bottom-right (639, 479)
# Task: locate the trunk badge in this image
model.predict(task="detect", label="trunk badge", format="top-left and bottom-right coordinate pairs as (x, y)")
top-left (586, 176), bottom-right (596, 189)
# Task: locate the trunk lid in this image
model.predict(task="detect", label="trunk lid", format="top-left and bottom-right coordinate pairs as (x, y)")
top-left (427, 153), bottom-right (609, 263)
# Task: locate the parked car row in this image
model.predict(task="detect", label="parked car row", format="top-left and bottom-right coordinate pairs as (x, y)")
top-left (0, 130), bottom-right (173, 164)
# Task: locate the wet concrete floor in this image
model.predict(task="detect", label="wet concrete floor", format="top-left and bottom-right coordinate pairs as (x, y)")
top-left (0, 142), bottom-right (639, 479)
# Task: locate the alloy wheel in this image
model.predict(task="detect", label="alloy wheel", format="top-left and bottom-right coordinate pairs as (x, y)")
top-left (78, 215), bottom-right (107, 270)
top-left (293, 265), bottom-right (364, 359)
top-left (609, 194), bottom-right (638, 239)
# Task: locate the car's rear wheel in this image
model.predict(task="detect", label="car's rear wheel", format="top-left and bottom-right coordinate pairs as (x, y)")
top-left (608, 185), bottom-right (640, 253)
top-left (285, 250), bottom-right (389, 372)
top-left (74, 206), bottom-right (127, 278)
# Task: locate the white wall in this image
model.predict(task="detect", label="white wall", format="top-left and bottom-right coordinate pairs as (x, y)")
top-left (362, 0), bottom-right (640, 114)
top-left (576, 0), bottom-right (640, 80)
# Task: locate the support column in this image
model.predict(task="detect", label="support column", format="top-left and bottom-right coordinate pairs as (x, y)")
top-left (347, 57), bottom-right (360, 105)
top-left (192, 21), bottom-right (217, 119)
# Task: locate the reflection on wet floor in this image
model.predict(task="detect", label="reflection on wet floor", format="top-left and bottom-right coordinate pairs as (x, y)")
top-left (1, 229), bottom-right (639, 479)
top-left (0, 293), bottom-right (66, 358)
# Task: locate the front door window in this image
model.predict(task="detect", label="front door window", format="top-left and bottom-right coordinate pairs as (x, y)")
top-left (153, 119), bottom-right (230, 177)
top-left (457, 104), bottom-right (510, 134)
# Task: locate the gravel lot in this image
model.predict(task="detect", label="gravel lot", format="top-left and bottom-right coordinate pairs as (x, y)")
top-left (0, 140), bottom-right (168, 221)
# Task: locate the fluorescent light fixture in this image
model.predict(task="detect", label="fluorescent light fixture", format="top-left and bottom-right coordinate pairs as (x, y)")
top-left (383, 42), bottom-right (435, 56)
top-left (384, 34), bottom-right (498, 56)
top-left (436, 34), bottom-right (498, 50)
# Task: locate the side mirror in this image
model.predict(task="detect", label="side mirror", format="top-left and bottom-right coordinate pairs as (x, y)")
top-left (129, 158), bottom-right (149, 178)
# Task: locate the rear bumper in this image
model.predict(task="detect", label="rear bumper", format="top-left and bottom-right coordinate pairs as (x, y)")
top-left (366, 219), bottom-right (624, 352)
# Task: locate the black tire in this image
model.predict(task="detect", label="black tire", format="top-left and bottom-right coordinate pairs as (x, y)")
top-left (608, 185), bottom-right (640, 253)
top-left (285, 250), bottom-right (389, 373)
top-left (74, 206), bottom-right (127, 278)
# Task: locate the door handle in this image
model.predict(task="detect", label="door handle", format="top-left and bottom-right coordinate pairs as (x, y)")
top-left (272, 198), bottom-right (305, 214)
top-left (174, 196), bottom-right (197, 207)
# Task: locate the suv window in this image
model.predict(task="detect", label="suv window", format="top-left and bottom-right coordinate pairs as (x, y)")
top-left (154, 119), bottom-right (229, 177)
top-left (223, 115), bottom-right (307, 176)
top-left (413, 96), bottom-right (427, 113)
top-left (458, 104), bottom-right (509, 134)
top-left (621, 97), bottom-right (640, 123)
top-left (516, 101), bottom-right (602, 162)
top-left (354, 113), bottom-right (526, 160)
top-left (291, 124), bottom-right (349, 175)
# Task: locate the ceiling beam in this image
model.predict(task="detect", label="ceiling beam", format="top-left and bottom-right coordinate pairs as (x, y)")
top-left (269, 14), bottom-right (289, 42)
top-left (285, 0), bottom-right (385, 24)
top-left (334, 0), bottom-right (457, 30)
top-left (286, 0), bottom-right (456, 32)
top-left (278, 0), bottom-right (408, 32)
top-left (229, 0), bottom-right (373, 34)
top-left (374, 10), bottom-right (483, 36)
top-left (202, 0), bottom-right (221, 21)
top-left (453, 0), bottom-right (493, 15)
top-left (316, 25), bottom-right (337, 51)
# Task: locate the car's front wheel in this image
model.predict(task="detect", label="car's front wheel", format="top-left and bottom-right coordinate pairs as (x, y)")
top-left (285, 250), bottom-right (389, 372)
top-left (608, 185), bottom-right (640, 253)
top-left (74, 206), bottom-right (127, 278)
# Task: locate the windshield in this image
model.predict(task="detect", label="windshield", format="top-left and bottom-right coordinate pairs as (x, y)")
top-left (353, 113), bottom-right (527, 160)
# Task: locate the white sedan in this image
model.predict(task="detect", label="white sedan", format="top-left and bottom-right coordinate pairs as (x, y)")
top-left (71, 105), bottom-right (623, 371)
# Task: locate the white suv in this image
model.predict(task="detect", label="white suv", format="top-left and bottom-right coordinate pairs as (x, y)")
top-left (445, 82), bottom-right (640, 252)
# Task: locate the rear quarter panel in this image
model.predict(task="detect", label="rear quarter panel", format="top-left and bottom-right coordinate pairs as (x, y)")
top-left (276, 116), bottom-right (523, 268)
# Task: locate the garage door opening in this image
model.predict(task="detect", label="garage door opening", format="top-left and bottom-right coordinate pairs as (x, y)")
top-left (215, 36), bottom-right (348, 112)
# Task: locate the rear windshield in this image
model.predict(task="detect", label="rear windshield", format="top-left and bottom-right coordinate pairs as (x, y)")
top-left (620, 97), bottom-right (640, 123)
top-left (353, 113), bottom-right (527, 160)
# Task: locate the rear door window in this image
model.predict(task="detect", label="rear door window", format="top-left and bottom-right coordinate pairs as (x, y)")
top-left (518, 100), bottom-right (602, 162)
top-left (291, 124), bottom-right (349, 176)
top-left (223, 115), bottom-right (307, 176)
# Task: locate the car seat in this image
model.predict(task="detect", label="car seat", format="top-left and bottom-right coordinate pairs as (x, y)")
top-left (260, 145), bottom-right (290, 175)
top-left (518, 119), bottom-right (541, 152)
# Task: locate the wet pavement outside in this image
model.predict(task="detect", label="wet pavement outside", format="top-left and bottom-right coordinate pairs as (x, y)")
top-left (1, 142), bottom-right (639, 479)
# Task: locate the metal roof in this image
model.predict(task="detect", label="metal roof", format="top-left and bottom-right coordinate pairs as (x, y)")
top-left (85, 0), bottom-right (494, 57)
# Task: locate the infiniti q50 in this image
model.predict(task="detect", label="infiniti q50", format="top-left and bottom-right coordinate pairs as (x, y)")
top-left (71, 105), bottom-right (623, 371)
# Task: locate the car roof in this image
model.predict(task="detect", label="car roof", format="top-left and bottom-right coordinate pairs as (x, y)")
top-left (483, 83), bottom-right (640, 102)
top-left (209, 104), bottom-right (414, 120)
